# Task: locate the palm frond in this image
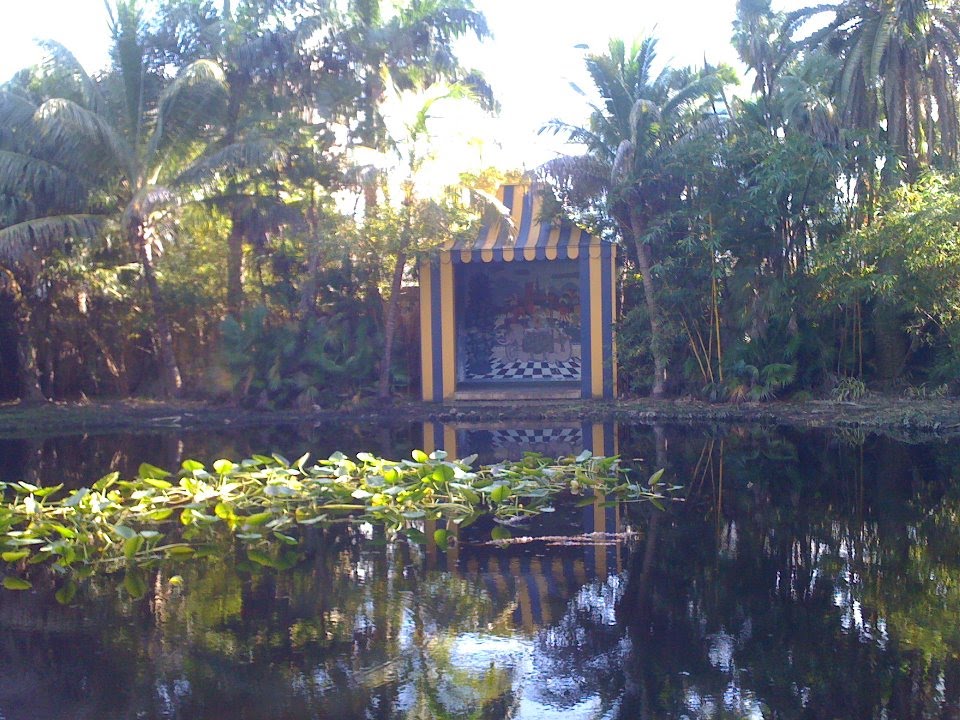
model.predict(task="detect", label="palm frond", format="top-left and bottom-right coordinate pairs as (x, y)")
top-left (37, 40), bottom-right (107, 114)
top-left (33, 98), bottom-right (133, 179)
top-left (172, 139), bottom-right (286, 189)
top-left (0, 214), bottom-right (103, 263)
top-left (0, 150), bottom-right (89, 209)
top-left (148, 59), bottom-right (229, 161)
top-left (0, 92), bottom-right (38, 134)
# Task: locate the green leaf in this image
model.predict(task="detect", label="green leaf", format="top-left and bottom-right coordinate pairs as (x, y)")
top-left (3, 577), bottom-right (32, 590)
top-left (138, 463), bottom-right (172, 480)
top-left (93, 472), bottom-right (120, 491)
top-left (143, 478), bottom-right (173, 490)
top-left (165, 546), bottom-right (196, 558)
top-left (247, 549), bottom-right (275, 567)
top-left (432, 465), bottom-right (456, 483)
top-left (114, 525), bottom-right (136, 540)
top-left (433, 528), bottom-right (449, 551)
top-left (242, 512), bottom-right (274, 527)
top-left (213, 459), bottom-right (236, 475)
top-left (55, 581), bottom-right (77, 605)
top-left (181, 459), bottom-right (205, 472)
top-left (490, 526), bottom-right (512, 541)
top-left (412, 449), bottom-right (429, 463)
top-left (123, 535), bottom-right (144, 560)
top-left (490, 484), bottom-right (511, 503)
top-left (2, 550), bottom-right (30, 562)
top-left (123, 570), bottom-right (147, 599)
top-left (575, 450), bottom-right (593, 462)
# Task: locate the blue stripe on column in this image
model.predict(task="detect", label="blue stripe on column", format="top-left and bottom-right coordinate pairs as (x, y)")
top-left (430, 261), bottom-right (444, 402)
top-left (601, 244), bottom-right (614, 398)
top-left (579, 253), bottom-right (592, 398)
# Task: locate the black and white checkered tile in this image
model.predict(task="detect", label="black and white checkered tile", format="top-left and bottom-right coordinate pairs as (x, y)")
top-left (491, 427), bottom-right (584, 448)
top-left (466, 357), bottom-right (581, 381)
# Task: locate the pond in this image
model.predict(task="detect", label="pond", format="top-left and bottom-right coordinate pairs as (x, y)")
top-left (1, 421), bottom-right (960, 719)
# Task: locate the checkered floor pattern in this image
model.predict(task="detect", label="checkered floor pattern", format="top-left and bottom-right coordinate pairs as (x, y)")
top-left (491, 428), bottom-right (584, 448)
top-left (466, 357), bottom-right (581, 382)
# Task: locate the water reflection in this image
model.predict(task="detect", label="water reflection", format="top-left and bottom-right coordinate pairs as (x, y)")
top-left (2, 425), bottom-right (960, 718)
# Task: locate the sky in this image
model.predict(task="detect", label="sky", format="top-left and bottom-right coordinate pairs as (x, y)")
top-left (0, 0), bottom-right (795, 186)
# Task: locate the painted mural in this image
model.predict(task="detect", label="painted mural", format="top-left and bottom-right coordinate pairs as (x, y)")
top-left (457, 261), bottom-right (582, 383)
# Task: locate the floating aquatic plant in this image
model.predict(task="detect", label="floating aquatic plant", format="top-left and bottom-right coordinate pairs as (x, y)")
top-left (0, 449), bottom-right (671, 594)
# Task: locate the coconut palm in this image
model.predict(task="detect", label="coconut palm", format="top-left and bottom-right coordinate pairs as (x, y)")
top-left (0, 2), bottom-right (281, 398)
top-left (788, 0), bottom-right (960, 179)
top-left (541, 37), bottom-right (732, 397)
top-left (343, 0), bottom-right (494, 151)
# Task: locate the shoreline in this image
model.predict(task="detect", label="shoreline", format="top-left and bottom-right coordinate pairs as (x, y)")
top-left (1, 395), bottom-right (959, 442)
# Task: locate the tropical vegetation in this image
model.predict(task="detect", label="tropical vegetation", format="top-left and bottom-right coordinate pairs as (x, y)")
top-left (3, 0), bottom-right (960, 405)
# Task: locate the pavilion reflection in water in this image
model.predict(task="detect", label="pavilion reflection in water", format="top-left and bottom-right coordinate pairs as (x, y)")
top-left (421, 420), bottom-right (627, 635)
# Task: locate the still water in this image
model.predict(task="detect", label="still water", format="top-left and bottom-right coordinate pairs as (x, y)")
top-left (1, 421), bottom-right (960, 719)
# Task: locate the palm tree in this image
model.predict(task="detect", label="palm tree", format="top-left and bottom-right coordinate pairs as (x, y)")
top-left (788, 0), bottom-right (960, 180)
top-left (541, 38), bottom-right (732, 397)
top-left (343, 0), bottom-right (495, 152)
top-left (0, 85), bottom-right (105, 402)
top-left (0, 2), bottom-right (280, 398)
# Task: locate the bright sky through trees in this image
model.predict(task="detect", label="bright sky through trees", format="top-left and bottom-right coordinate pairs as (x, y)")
top-left (0, 0), bottom-right (800, 174)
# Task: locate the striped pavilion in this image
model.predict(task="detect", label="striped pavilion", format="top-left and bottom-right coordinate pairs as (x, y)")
top-left (419, 184), bottom-right (618, 401)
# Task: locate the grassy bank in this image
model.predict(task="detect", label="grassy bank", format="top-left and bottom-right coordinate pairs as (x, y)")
top-left (2, 395), bottom-right (959, 442)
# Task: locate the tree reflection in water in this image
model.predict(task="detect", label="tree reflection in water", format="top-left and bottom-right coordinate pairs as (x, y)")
top-left (2, 426), bottom-right (960, 718)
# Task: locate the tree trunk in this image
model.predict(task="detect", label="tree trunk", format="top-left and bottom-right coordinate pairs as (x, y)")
top-left (227, 206), bottom-right (245, 317)
top-left (631, 214), bottom-right (668, 398)
top-left (134, 226), bottom-right (182, 398)
top-left (377, 251), bottom-right (407, 399)
top-left (8, 278), bottom-right (46, 404)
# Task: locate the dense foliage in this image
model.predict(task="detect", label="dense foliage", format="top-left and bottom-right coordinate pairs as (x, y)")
top-left (2, 0), bottom-right (960, 403)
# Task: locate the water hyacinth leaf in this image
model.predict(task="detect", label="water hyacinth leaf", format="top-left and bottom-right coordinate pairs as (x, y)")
top-left (114, 525), bottom-right (136, 540)
top-left (123, 535), bottom-right (144, 560)
top-left (356, 452), bottom-right (376, 463)
top-left (575, 450), bottom-right (592, 462)
top-left (490, 526), bottom-right (512, 541)
top-left (123, 570), bottom-right (147, 599)
top-left (55, 580), bottom-right (77, 605)
top-left (429, 450), bottom-right (447, 461)
top-left (31, 484), bottom-right (63, 498)
top-left (63, 488), bottom-right (89, 508)
top-left (166, 546), bottom-right (196, 558)
top-left (459, 454), bottom-right (478, 467)
top-left (432, 465), bottom-right (456, 483)
top-left (3, 576), bottom-right (31, 590)
top-left (2, 550), bottom-right (30, 562)
top-left (247, 549), bottom-right (275, 567)
top-left (490, 484), bottom-right (511, 503)
top-left (242, 512), bottom-right (273, 527)
top-left (412, 449), bottom-right (429, 463)
top-left (433, 528), bottom-right (449, 551)
top-left (213, 459), bottom-right (236, 475)
top-left (143, 478), bottom-right (173, 490)
top-left (181, 460), bottom-right (205, 472)
top-left (138, 463), bottom-right (172, 480)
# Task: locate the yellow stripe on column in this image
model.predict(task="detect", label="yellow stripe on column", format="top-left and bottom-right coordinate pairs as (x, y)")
top-left (440, 258), bottom-right (456, 399)
top-left (419, 259), bottom-right (434, 401)
top-left (423, 423), bottom-right (436, 453)
top-left (611, 245), bottom-right (618, 398)
top-left (590, 246), bottom-right (603, 398)
top-left (443, 425), bottom-right (458, 458)
top-left (592, 424), bottom-right (605, 456)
